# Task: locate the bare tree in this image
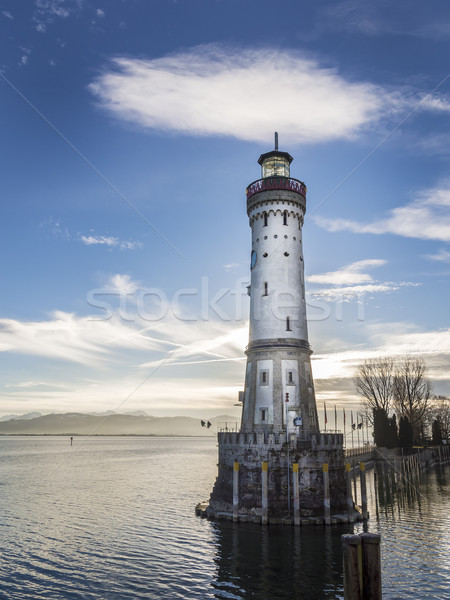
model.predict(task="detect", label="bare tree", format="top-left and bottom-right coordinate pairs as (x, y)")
top-left (354, 357), bottom-right (395, 423)
top-left (393, 356), bottom-right (431, 444)
top-left (428, 396), bottom-right (450, 441)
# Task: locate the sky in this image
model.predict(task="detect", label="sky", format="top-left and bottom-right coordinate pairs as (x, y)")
top-left (1, 0), bottom-right (450, 424)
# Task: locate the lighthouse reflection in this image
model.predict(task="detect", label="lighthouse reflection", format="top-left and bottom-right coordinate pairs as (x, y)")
top-left (210, 522), bottom-right (346, 600)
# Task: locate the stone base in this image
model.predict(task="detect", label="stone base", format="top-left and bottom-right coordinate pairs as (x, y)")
top-left (196, 502), bottom-right (366, 526)
top-left (207, 431), bottom-right (348, 521)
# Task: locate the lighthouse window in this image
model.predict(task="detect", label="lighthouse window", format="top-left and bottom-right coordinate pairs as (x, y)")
top-left (283, 211), bottom-right (288, 225)
top-left (263, 282), bottom-right (268, 296)
top-left (286, 317), bottom-right (292, 331)
top-left (260, 408), bottom-right (267, 422)
top-left (261, 157), bottom-right (290, 178)
top-left (284, 252), bottom-right (289, 257)
top-left (263, 212), bottom-right (268, 227)
top-left (287, 370), bottom-right (294, 384)
top-left (260, 370), bottom-right (269, 385)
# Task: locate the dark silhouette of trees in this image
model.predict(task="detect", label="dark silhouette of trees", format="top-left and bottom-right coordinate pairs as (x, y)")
top-left (432, 418), bottom-right (443, 445)
top-left (355, 356), bottom-right (432, 447)
top-left (398, 416), bottom-right (414, 448)
top-left (428, 396), bottom-right (450, 442)
top-left (373, 408), bottom-right (398, 448)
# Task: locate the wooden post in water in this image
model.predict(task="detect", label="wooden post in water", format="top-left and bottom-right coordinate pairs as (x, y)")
top-left (293, 463), bottom-right (300, 525)
top-left (261, 462), bottom-right (268, 525)
top-left (345, 462), bottom-right (354, 523)
top-left (232, 461), bottom-right (239, 522)
top-left (360, 533), bottom-right (382, 600)
top-left (360, 462), bottom-right (368, 520)
top-left (323, 463), bottom-right (331, 525)
top-left (342, 533), bottom-right (382, 600)
top-left (342, 534), bottom-right (363, 600)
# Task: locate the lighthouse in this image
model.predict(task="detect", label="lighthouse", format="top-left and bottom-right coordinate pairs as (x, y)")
top-left (205, 137), bottom-right (348, 524)
top-left (242, 133), bottom-right (319, 436)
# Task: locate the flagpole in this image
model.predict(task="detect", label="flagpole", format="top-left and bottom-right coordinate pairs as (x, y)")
top-left (351, 411), bottom-right (354, 448)
top-left (324, 401), bottom-right (327, 432)
top-left (357, 413), bottom-right (360, 448)
top-left (343, 408), bottom-right (346, 443)
top-left (334, 404), bottom-right (337, 432)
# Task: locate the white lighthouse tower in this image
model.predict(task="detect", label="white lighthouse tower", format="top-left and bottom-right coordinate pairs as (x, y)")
top-left (205, 137), bottom-right (347, 524)
top-left (241, 133), bottom-right (319, 435)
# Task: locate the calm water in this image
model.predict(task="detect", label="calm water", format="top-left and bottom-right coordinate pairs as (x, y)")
top-left (0, 436), bottom-right (449, 600)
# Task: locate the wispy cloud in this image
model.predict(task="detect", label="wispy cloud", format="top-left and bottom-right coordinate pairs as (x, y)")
top-left (424, 248), bottom-right (450, 262)
top-left (35, 0), bottom-right (77, 20)
top-left (40, 219), bottom-right (142, 250)
top-left (0, 311), bottom-right (155, 366)
top-left (2, 11), bottom-right (14, 20)
top-left (312, 323), bottom-right (450, 404)
top-left (319, 0), bottom-right (450, 41)
top-left (315, 184), bottom-right (450, 242)
top-left (5, 380), bottom-right (67, 389)
top-left (89, 46), bottom-right (393, 144)
top-left (80, 234), bottom-right (143, 250)
top-left (306, 259), bottom-right (386, 285)
top-left (306, 259), bottom-right (419, 300)
top-left (309, 281), bottom-right (420, 301)
top-left (223, 263), bottom-right (240, 272)
top-left (33, 0), bottom-right (86, 33)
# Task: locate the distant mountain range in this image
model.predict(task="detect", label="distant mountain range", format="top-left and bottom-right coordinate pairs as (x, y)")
top-left (0, 412), bottom-right (240, 436)
top-left (0, 411), bottom-right (43, 422)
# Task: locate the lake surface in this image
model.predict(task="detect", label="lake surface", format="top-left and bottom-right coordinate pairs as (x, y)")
top-left (0, 436), bottom-right (449, 599)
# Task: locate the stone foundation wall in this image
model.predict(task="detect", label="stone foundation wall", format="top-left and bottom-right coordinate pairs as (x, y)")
top-left (209, 432), bottom-right (347, 518)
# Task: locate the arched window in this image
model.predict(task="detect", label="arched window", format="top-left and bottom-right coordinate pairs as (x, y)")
top-left (263, 282), bottom-right (268, 296)
top-left (283, 211), bottom-right (288, 225)
top-left (263, 212), bottom-right (268, 227)
top-left (286, 317), bottom-right (292, 331)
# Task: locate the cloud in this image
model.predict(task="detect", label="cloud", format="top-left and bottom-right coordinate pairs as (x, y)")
top-left (33, 0), bottom-right (84, 32)
top-left (79, 234), bottom-right (143, 250)
top-left (5, 381), bottom-right (67, 389)
top-left (96, 8), bottom-right (105, 18)
top-left (305, 258), bottom-right (419, 301)
top-left (35, 0), bottom-right (74, 19)
top-left (315, 184), bottom-right (450, 242)
top-left (89, 46), bottom-right (392, 144)
top-left (318, 0), bottom-right (450, 41)
top-left (0, 311), bottom-right (157, 365)
top-left (311, 323), bottom-right (450, 406)
top-left (2, 11), bottom-right (13, 20)
top-left (308, 281), bottom-right (420, 301)
top-left (424, 248), bottom-right (450, 262)
top-left (223, 263), bottom-right (240, 272)
top-left (306, 259), bottom-right (386, 285)
top-left (0, 292), bottom-right (249, 416)
top-left (40, 220), bottom-right (142, 250)
top-left (107, 274), bottom-right (140, 295)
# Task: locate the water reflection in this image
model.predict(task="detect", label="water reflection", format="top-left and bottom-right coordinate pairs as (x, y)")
top-left (209, 463), bottom-right (450, 600)
top-left (211, 521), bottom-right (348, 600)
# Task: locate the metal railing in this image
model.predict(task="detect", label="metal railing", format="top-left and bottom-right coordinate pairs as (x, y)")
top-left (345, 445), bottom-right (375, 458)
top-left (246, 177), bottom-right (307, 200)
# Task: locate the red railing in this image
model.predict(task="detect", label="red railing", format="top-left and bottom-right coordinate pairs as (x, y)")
top-left (246, 177), bottom-right (307, 200)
